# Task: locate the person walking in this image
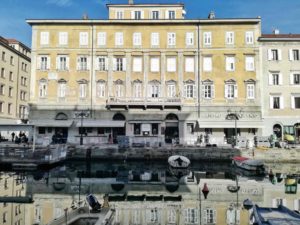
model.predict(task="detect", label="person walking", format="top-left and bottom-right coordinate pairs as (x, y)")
top-left (11, 132), bottom-right (15, 142)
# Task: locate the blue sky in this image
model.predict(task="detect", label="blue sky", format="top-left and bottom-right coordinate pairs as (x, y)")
top-left (1, 0), bottom-right (300, 47)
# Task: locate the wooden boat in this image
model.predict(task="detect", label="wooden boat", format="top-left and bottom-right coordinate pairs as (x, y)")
top-left (168, 155), bottom-right (190, 178)
top-left (232, 156), bottom-right (265, 174)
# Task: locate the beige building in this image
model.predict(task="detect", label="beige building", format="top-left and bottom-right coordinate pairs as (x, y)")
top-left (259, 32), bottom-right (300, 142)
top-left (0, 37), bottom-right (31, 139)
top-left (26, 2), bottom-right (263, 146)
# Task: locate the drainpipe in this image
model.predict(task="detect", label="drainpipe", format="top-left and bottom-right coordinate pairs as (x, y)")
top-left (90, 22), bottom-right (95, 119)
top-left (197, 23), bottom-right (201, 119)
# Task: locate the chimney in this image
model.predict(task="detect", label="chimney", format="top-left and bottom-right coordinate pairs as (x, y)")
top-left (273, 29), bottom-right (280, 35)
top-left (129, 0), bottom-right (134, 4)
top-left (82, 13), bottom-right (89, 20)
top-left (208, 11), bottom-right (215, 19)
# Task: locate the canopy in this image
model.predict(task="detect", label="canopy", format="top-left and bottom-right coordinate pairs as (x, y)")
top-left (75, 120), bottom-right (125, 127)
top-left (31, 120), bottom-right (73, 127)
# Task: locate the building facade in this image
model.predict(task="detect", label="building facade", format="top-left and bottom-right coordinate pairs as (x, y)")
top-left (0, 37), bottom-right (31, 138)
top-left (259, 33), bottom-right (300, 142)
top-left (27, 2), bottom-right (263, 146)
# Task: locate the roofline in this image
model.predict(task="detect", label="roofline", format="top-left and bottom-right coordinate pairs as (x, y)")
top-left (106, 3), bottom-right (184, 8)
top-left (0, 38), bottom-right (31, 61)
top-left (259, 37), bottom-right (300, 42)
top-left (26, 18), bottom-right (261, 26)
top-left (7, 40), bottom-right (31, 51)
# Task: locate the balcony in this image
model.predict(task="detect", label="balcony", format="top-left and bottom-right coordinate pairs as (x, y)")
top-left (106, 97), bottom-right (182, 110)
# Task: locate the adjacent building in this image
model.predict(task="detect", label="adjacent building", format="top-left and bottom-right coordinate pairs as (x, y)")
top-left (26, 2), bottom-right (263, 146)
top-left (0, 37), bottom-right (31, 138)
top-left (259, 32), bottom-right (300, 142)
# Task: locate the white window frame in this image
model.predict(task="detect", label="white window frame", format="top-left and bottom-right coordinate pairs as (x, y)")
top-left (77, 56), bottom-right (88, 71)
top-left (79, 32), bottom-right (88, 46)
top-left (245, 31), bottom-right (254, 44)
top-left (246, 84), bottom-right (255, 99)
top-left (113, 57), bottom-right (126, 71)
top-left (270, 95), bottom-right (283, 109)
top-left (291, 73), bottom-right (300, 85)
top-left (167, 209), bottom-right (176, 224)
top-left (39, 80), bottom-right (47, 98)
top-left (56, 55), bottom-right (69, 71)
top-left (133, 32), bottom-right (142, 47)
top-left (58, 32), bottom-right (68, 46)
top-left (185, 57), bottom-right (194, 72)
top-left (116, 10), bottom-right (124, 19)
top-left (226, 208), bottom-right (240, 225)
top-left (167, 84), bottom-right (176, 98)
top-left (151, 33), bottom-right (159, 47)
top-left (58, 82), bottom-right (66, 98)
top-left (168, 10), bottom-right (175, 19)
top-left (245, 56), bottom-right (255, 71)
top-left (204, 208), bottom-right (216, 225)
top-left (133, 82), bottom-right (142, 98)
top-left (150, 57), bottom-right (160, 72)
top-left (268, 49), bottom-right (282, 61)
top-left (97, 56), bottom-right (107, 71)
top-left (202, 83), bottom-right (215, 99)
top-left (225, 83), bottom-right (238, 99)
top-left (203, 57), bottom-right (212, 72)
top-left (203, 32), bottom-right (212, 46)
top-left (151, 11), bottom-right (159, 19)
top-left (167, 33), bottom-right (176, 46)
top-left (115, 32), bottom-right (124, 46)
top-left (291, 94), bottom-right (300, 109)
top-left (186, 32), bottom-right (194, 46)
top-left (97, 32), bottom-right (106, 46)
top-left (97, 82), bottom-right (106, 98)
top-left (79, 83), bottom-right (87, 99)
top-left (226, 31), bottom-right (234, 45)
top-left (148, 82), bottom-right (160, 98)
top-left (184, 208), bottom-right (198, 224)
top-left (269, 73), bottom-right (282, 86)
top-left (167, 57), bottom-right (176, 72)
top-left (132, 57), bottom-right (142, 72)
top-left (226, 56), bottom-right (235, 71)
top-left (115, 84), bottom-right (124, 97)
top-left (184, 83), bottom-right (196, 99)
top-left (40, 32), bottom-right (49, 45)
top-left (39, 55), bottom-right (50, 70)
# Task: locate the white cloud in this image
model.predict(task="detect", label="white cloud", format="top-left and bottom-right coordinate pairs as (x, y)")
top-left (47, 0), bottom-right (73, 7)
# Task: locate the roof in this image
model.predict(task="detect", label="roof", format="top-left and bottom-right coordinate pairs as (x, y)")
top-left (259, 34), bottom-right (300, 41)
top-left (106, 3), bottom-right (184, 7)
top-left (0, 36), bottom-right (31, 60)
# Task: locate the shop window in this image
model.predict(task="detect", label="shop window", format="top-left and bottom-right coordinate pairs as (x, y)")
top-left (205, 128), bottom-right (212, 134)
top-left (97, 128), bottom-right (105, 135)
top-left (38, 127), bottom-right (46, 134)
top-left (134, 124), bottom-right (141, 135)
top-left (152, 124), bottom-right (158, 135)
top-left (248, 128), bottom-right (256, 135)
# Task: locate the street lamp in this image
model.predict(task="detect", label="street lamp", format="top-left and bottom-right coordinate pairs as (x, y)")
top-left (199, 183), bottom-right (209, 225)
top-left (75, 110), bottom-right (90, 145)
top-left (226, 113), bottom-right (239, 147)
top-left (227, 176), bottom-right (240, 225)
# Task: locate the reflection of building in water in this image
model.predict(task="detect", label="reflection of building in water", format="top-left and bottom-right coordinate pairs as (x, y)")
top-left (0, 173), bottom-right (26, 225)
top-left (23, 169), bottom-right (300, 225)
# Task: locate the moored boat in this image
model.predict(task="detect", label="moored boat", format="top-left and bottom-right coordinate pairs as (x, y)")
top-left (232, 156), bottom-right (265, 175)
top-left (168, 155), bottom-right (191, 178)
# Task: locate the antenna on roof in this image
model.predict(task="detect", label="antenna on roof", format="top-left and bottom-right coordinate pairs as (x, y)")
top-left (128, 0), bottom-right (134, 4)
top-left (208, 11), bottom-right (215, 19)
top-left (82, 13), bottom-right (89, 20)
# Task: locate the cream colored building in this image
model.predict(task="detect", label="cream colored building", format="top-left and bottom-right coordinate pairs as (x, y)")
top-left (0, 37), bottom-right (31, 138)
top-left (259, 32), bottom-right (300, 142)
top-left (27, 2), bottom-right (263, 146)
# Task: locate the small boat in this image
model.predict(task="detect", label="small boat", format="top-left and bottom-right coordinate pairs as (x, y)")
top-left (168, 155), bottom-right (190, 169)
top-left (86, 194), bottom-right (101, 211)
top-left (232, 156), bottom-right (265, 174)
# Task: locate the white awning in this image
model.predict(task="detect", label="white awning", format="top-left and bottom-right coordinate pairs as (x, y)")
top-left (128, 120), bottom-right (161, 124)
top-left (31, 120), bottom-right (73, 127)
top-left (75, 120), bottom-right (125, 127)
top-left (198, 121), bottom-right (264, 128)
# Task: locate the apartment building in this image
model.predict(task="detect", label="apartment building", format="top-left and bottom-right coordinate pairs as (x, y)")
top-left (259, 32), bottom-right (300, 142)
top-left (0, 37), bottom-right (31, 138)
top-left (27, 2), bottom-right (262, 146)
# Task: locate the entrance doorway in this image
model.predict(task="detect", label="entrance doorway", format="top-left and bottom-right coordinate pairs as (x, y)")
top-left (112, 113), bottom-right (126, 143)
top-left (54, 127), bottom-right (68, 144)
top-left (165, 114), bottom-right (179, 144)
top-left (273, 124), bottom-right (282, 139)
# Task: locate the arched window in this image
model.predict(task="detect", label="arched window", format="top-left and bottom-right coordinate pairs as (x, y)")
top-left (57, 79), bottom-right (67, 98)
top-left (166, 113), bottom-right (178, 121)
top-left (55, 112), bottom-right (68, 120)
top-left (113, 113), bottom-right (126, 121)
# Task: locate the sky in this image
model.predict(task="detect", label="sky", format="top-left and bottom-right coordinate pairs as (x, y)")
top-left (1, 0), bottom-right (300, 47)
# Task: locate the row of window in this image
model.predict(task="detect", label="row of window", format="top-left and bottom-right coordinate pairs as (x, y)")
top-left (37, 55), bottom-right (255, 72)
top-left (270, 95), bottom-right (300, 109)
top-left (1, 51), bottom-right (28, 71)
top-left (269, 73), bottom-right (300, 85)
top-left (39, 30), bottom-right (255, 47)
top-left (0, 84), bottom-right (27, 100)
top-left (268, 48), bottom-right (300, 61)
top-left (1, 68), bottom-right (14, 81)
top-left (113, 9), bottom-right (177, 20)
top-left (0, 102), bottom-right (13, 114)
top-left (38, 79), bottom-right (256, 100)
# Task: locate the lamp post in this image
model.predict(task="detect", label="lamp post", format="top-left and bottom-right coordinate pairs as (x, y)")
top-left (226, 113), bottom-right (239, 147)
top-left (75, 110), bottom-right (90, 145)
top-left (227, 176), bottom-right (240, 225)
top-left (199, 183), bottom-right (209, 225)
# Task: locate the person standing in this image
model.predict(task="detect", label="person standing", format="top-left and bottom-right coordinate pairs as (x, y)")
top-left (11, 132), bottom-right (15, 142)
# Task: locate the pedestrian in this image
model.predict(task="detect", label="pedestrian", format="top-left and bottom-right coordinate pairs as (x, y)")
top-left (11, 132), bottom-right (15, 142)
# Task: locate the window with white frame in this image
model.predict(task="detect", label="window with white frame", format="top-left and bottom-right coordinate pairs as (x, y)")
top-left (269, 73), bottom-right (282, 85)
top-left (245, 31), bottom-right (254, 44)
top-left (132, 210), bottom-right (141, 224)
top-left (97, 56), bottom-right (107, 71)
top-left (245, 56), bottom-right (255, 71)
top-left (184, 80), bottom-right (196, 98)
top-left (185, 57), bottom-right (194, 72)
top-left (289, 49), bottom-right (300, 61)
top-left (39, 80), bottom-right (47, 98)
top-left (96, 81), bottom-right (106, 98)
top-left (97, 32), bottom-right (106, 46)
top-left (246, 83), bottom-right (255, 99)
top-left (167, 83), bottom-right (176, 98)
top-left (150, 57), bottom-right (160, 72)
top-left (226, 31), bottom-right (234, 45)
top-left (115, 80), bottom-right (124, 97)
top-left (226, 56), bottom-right (235, 71)
top-left (151, 11), bottom-right (159, 19)
top-left (184, 208), bottom-right (198, 224)
top-left (58, 32), bottom-right (68, 45)
top-left (0, 102), bottom-right (3, 113)
top-left (186, 32), bottom-right (194, 46)
top-left (40, 32), bottom-right (49, 45)
top-left (226, 208), bottom-right (240, 225)
top-left (291, 73), bottom-right (300, 85)
top-left (203, 32), bottom-right (212, 46)
top-left (167, 57), bottom-right (176, 72)
top-left (133, 11), bottom-right (143, 19)
top-left (56, 55), bottom-right (69, 70)
top-left (168, 10), bottom-right (175, 19)
top-left (0, 84), bottom-right (4, 95)
top-left (203, 57), bottom-right (212, 72)
top-left (133, 57), bottom-right (142, 72)
top-left (132, 81), bottom-right (142, 98)
top-left (167, 33), bottom-right (176, 46)
top-left (291, 95), bottom-right (300, 109)
top-left (115, 32), bottom-right (124, 46)
top-left (204, 208), bottom-right (216, 224)
top-left (202, 80), bottom-right (215, 99)
top-left (133, 32), bottom-right (142, 46)
top-left (113, 57), bottom-right (126, 71)
top-left (77, 56), bottom-right (88, 71)
top-left (79, 32), bottom-right (88, 46)
top-left (116, 10), bottom-right (124, 19)
top-left (58, 80), bottom-right (66, 98)
top-left (268, 49), bottom-right (281, 61)
top-left (79, 82), bottom-right (87, 98)
top-left (151, 33), bottom-right (159, 47)
top-left (270, 95), bottom-right (283, 109)
top-left (167, 209), bottom-right (176, 224)
top-left (39, 55), bottom-right (50, 70)
top-left (147, 208), bottom-right (159, 223)
top-left (225, 81), bottom-right (237, 99)
top-left (148, 81), bottom-right (160, 98)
